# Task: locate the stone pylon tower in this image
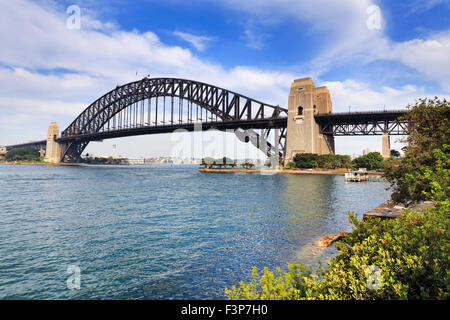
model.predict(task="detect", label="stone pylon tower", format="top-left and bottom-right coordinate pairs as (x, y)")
top-left (44, 122), bottom-right (62, 163)
top-left (285, 78), bottom-right (335, 163)
top-left (381, 132), bottom-right (390, 159)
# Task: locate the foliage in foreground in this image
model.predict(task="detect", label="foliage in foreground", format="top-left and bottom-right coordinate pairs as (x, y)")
top-left (225, 201), bottom-right (449, 300)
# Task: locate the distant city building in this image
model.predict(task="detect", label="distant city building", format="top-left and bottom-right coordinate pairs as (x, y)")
top-left (124, 158), bottom-right (146, 165)
top-left (362, 148), bottom-right (370, 155)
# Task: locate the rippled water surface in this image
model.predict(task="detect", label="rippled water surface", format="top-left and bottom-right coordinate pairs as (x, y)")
top-left (0, 164), bottom-right (391, 299)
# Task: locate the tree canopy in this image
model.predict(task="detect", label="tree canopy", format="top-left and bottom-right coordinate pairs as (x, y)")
top-left (383, 97), bottom-right (450, 204)
top-left (352, 152), bottom-right (384, 171)
top-left (292, 153), bottom-right (352, 169)
top-left (5, 147), bottom-right (40, 161)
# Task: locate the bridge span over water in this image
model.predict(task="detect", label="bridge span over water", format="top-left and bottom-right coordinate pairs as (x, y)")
top-left (3, 77), bottom-right (407, 163)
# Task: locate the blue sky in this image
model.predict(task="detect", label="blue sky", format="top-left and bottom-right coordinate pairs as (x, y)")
top-left (0, 0), bottom-right (449, 158)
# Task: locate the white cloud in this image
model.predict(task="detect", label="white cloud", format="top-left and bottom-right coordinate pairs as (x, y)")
top-left (323, 79), bottom-right (439, 112)
top-left (241, 21), bottom-right (267, 50)
top-left (406, 0), bottom-right (450, 14)
top-left (390, 33), bottom-right (450, 91)
top-left (216, 0), bottom-right (386, 62)
top-left (173, 31), bottom-right (214, 51)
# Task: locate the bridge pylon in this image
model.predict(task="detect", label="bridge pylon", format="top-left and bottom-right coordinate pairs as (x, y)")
top-left (381, 132), bottom-right (390, 159)
top-left (44, 122), bottom-right (62, 163)
top-left (285, 78), bottom-right (335, 164)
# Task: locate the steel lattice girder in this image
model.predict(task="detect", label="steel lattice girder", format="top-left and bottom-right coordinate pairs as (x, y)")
top-left (58, 78), bottom-right (288, 162)
top-left (62, 78), bottom-right (286, 138)
top-left (315, 110), bottom-right (408, 136)
top-left (318, 120), bottom-right (407, 135)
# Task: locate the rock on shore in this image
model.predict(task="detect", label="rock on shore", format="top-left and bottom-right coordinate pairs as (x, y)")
top-left (315, 232), bottom-right (349, 248)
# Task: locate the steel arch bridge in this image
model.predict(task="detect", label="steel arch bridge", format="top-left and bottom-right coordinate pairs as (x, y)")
top-left (57, 77), bottom-right (289, 162)
top-left (3, 77), bottom-right (409, 163)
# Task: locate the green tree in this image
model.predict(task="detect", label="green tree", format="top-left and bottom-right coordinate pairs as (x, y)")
top-left (201, 157), bottom-right (215, 168)
top-left (5, 147), bottom-right (40, 162)
top-left (241, 161), bottom-right (255, 169)
top-left (317, 154), bottom-right (336, 169)
top-left (384, 97), bottom-right (450, 204)
top-left (390, 149), bottom-right (401, 158)
top-left (292, 153), bottom-right (351, 169)
top-left (215, 157), bottom-right (236, 168)
top-left (293, 153), bottom-right (319, 168)
top-left (352, 152), bottom-right (384, 170)
top-left (336, 154), bottom-right (352, 168)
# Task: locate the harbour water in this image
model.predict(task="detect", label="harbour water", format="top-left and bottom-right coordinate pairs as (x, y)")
top-left (0, 164), bottom-right (392, 299)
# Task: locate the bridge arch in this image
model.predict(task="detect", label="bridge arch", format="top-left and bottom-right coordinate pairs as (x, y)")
top-left (59, 78), bottom-right (288, 162)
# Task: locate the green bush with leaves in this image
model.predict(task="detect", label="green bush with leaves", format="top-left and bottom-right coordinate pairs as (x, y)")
top-left (226, 202), bottom-right (449, 300)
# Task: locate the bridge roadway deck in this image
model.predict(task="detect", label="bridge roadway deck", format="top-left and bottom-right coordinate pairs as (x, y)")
top-left (57, 118), bottom-right (288, 142)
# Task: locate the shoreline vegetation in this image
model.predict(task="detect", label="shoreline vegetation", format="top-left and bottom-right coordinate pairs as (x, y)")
top-left (198, 167), bottom-right (382, 176)
top-left (199, 151), bottom-right (393, 175)
top-left (225, 97), bottom-right (449, 300)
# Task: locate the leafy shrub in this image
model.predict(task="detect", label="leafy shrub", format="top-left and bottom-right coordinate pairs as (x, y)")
top-left (284, 162), bottom-right (296, 169)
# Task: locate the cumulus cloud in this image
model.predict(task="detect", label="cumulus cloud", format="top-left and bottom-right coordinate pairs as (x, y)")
top-left (390, 32), bottom-right (450, 91)
top-left (323, 80), bottom-right (433, 111)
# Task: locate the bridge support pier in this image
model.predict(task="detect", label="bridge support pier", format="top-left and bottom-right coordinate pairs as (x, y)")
top-left (382, 131), bottom-right (390, 159)
top-left (285, 78), bottom-right (335, 164)
top-left (44, 122), bottom-right (62, 163)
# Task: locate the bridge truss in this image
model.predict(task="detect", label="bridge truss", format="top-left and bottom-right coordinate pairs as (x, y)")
top-left (315, 110), bottom-right (408, 136)
top-left (58, 77), bottom-right (288, 162)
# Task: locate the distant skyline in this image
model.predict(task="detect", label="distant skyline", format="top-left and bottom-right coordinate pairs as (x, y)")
top-left (0, 0), bottom-right (449, 158)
